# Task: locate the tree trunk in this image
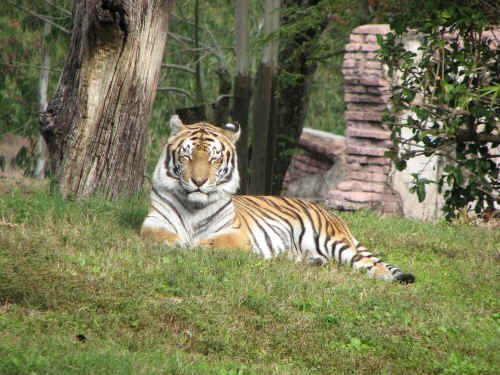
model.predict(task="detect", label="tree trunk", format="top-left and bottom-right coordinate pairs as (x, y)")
top-left (265, 75), bottom-right (278, 193)
top-left (264, 0), bottom-right (280, 194)
top-left (34, 2), bottom-right (51, 178)
top-left (248, 0), bottom-right (279, 195)
top-left (232, 0), bottom-right (250, 194)
top-left (214, 66), bottom-right (232, 125)
top-left (39, 0), bottom-right (174, 199)
top-left (272, 0), bottom-right (328, 194)
top-left (248, 63), bottom-right (272, 195)
top-left (194, 0), bottom-right (205, 107)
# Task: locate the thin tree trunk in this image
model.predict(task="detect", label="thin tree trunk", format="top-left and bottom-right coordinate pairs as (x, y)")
top-left (264, 0), bottom-right (280, 193)
top-left (194, 0), bottom-right (204, 107)
top-left (248, 0), bottom-right (278, 195)
top-left (265, 75), bottom-right (278, 193)
top-left (214, 67), bottom-right (232, 125)
top-left (357, 0), bottom-right (372, 24)
top-left (39, 0), bottom-right (174, 199)
top-left (233, 0), bottom-right (250, 194)
top-left (34, 1), bottom-right (52, 178)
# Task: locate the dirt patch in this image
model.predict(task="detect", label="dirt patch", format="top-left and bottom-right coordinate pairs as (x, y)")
top-left (0, 177), bottom-right (50, 196)
top-left (0, 134), bottom-right (32, 179)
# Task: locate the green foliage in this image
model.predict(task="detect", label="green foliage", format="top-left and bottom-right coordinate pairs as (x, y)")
top-left (0, 0), bottom-right (71, 137)
top-left (0, 16), bottom-right (40, 136)
top-left (378, 0), bottom-right (500, 219)
top-left (1, 1), bottom-right (352, 173)
top-left (0, 181), bottom-right (499, 374)
top-left (281, 0), bottom-right (368, 135)
top-left (306, 53), bottom-right (346, 135)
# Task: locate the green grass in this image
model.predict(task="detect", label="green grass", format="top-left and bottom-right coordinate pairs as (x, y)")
top-left (0, 180), bottom-right (499, 374)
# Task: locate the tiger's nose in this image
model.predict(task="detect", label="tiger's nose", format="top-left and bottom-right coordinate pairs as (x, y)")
top-left (192, 176), bottom-right (208, 187)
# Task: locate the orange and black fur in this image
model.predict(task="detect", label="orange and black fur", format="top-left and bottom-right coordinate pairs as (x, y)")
top-left (141, 116), bottom-right (415, 283)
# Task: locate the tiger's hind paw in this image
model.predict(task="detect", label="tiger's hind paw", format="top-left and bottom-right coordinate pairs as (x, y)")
top-left (304, 256), bottom-right (326, 267)
top-left (394, 273), bottom-right (415, 284)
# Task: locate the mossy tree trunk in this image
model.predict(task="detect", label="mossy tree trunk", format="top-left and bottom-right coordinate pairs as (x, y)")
top-left (40, 0), bottom-right (174, 199)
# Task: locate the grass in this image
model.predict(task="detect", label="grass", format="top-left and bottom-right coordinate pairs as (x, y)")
top-left (0, 179), bottom-right (499, 374)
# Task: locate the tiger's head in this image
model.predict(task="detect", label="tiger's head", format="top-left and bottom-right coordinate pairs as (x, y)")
top-left (152, 115), bottom-right (241, 208)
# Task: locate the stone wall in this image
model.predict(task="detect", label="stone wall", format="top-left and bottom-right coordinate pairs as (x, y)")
top-left (282, 128), bottom-right (346, 201)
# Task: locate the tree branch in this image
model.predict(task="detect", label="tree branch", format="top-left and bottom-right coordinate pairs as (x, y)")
top-left (45, 0), bottom-right (71, 16)
top-left (0, 61), bottom-right (62, 73)
top-left (162, 63), bottom-right (196, 74)
top-left (5, 0), bottom-right (70, 34)
top-left (157, 87), bottom-right (195, 102)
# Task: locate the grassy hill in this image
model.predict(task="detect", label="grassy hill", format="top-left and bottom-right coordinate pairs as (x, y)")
top-left (0, 179), bottom-right (498, 374)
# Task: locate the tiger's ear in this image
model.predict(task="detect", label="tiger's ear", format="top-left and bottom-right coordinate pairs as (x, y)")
top-left (169, 115), bottom-right (186, 136)
top-left (220, 122), bottom-right (241, 144)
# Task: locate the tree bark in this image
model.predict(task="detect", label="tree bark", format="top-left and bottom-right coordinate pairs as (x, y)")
top-left (232, 0), bottom-right (250, 194)
top-left (39, 0), bottom-right (174, 199)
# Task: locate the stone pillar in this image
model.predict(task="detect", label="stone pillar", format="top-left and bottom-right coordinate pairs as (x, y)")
top-left (327, 24), bottom-right (401, 214)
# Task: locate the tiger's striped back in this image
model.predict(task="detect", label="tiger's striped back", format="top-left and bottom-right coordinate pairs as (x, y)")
top-left (232, 196), bottom-right (413, 282)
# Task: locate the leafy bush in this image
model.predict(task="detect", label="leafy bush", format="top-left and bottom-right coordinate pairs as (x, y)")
top-left (378, 1), bottom-right (500, 219)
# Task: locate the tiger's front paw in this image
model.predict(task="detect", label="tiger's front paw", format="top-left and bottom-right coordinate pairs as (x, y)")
top-left (141, 225), bottom-right (182, 246)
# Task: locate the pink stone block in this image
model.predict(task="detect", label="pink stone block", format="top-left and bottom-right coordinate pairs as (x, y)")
top-left (343, 59), bottom-right (357, 68)
top-left (346, 162), bottom-right (390, 174)
top-left (365, 34), bottom-right (380, 43)
top-left (349, 34), bottom-right (364, 43)
top-left (346, 145), bottom-right (387, 157)
top-left (344, 111), bottom-right (384, 122)
top-left (346, 127), bottom-right (390, 140)
top-left (346, 156), bottom-right (391, 166)
top-left (342, 191), bottom-right (397, 203)
top-left (345, 43), bottom-right (361, 52)
top-left (359, 77), bottom-right (388, 87)
top-left (344, 94), bottom-right (386, 104)
top-left (352, 24), bottom-right (390, 35)
top-left (365, 61), bottom-right (383, 69)
top-left (338, 180), bottom-right (387, 193)
top-left (349, 171), bottom-right (388, 182)
top-left (344, 85), bottom-right (367, 94)
top-left (360, 43), bottom-right (381, 52)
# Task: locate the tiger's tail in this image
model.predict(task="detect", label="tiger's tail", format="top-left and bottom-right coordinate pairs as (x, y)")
top-left (329, 239), bottom-right (415, 283)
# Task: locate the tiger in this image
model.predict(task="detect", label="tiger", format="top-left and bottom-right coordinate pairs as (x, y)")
top-left (141, 115), bottom-right (415, 283)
